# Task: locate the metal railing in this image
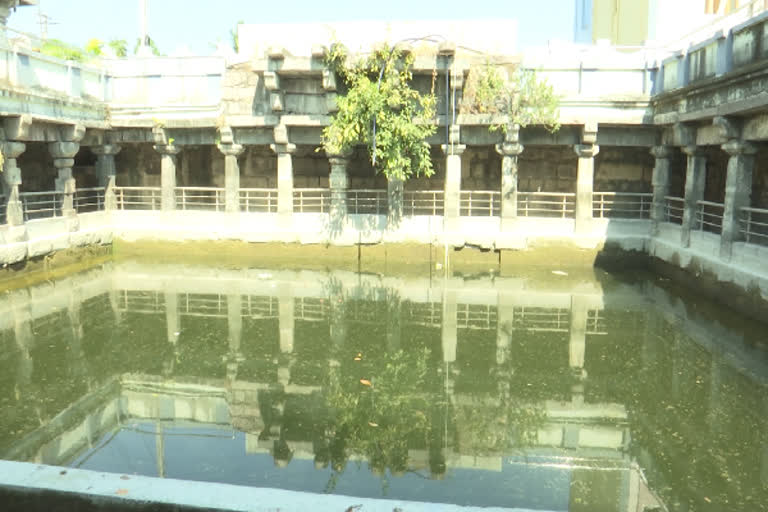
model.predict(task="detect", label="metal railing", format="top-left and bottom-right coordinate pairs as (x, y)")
top-left (294, 188), bottom-right (330, 213)
top-left (593, 192), bottom-right (652, 219)
top-left (663, 196), bottom-right (685, 225)
top-left (114, 187), bottom-right (162, 210)
top-left (695, 200), bottom-right (725, 234)
top-left (19, 191), bottom-right (63, 220)
top-left (460, 190), bottom-right (500, 217)
top-left (347, 189), bottom-right (387, 215)
top-left (518, 192), bottom-right (575, 218)
top-left (73, 187), bottom-right (106, 213)
top-left (0, 196), bottom-right (6, 225)
top-left (740, 206), bottom-right (768, 247)
top-left (403, 190), bottom-right (444, 216)
top-left (239, 188), bottom-right (277, 213)
top-left (175, 187), bottom-right (225, 211)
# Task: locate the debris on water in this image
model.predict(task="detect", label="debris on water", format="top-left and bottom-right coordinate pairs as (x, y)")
top-left (368, 421), bottom-right (379, 427)
top-left (354, 353), bottom-right (362, 361)
top-left (360, 378), bottom-right (372, 387)
top-left (551, 270), bottom-right (568, 276)
top-left (435, 263), bottom-right (443, 270)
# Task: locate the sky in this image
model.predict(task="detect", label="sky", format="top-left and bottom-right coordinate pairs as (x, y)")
top-left (6, 0), bottom-right (576, 55)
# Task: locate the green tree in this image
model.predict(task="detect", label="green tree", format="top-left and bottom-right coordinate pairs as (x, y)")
top-left (460, 64), bottom-right (560, 133)
top-left (84, 38), bottom-right (103, 56)
top-left (108, 39), bottom-right (128, 58)
top-left (133, 36), bottom-right (162, 56)
top-left (40, 39), bottom-right (85, 61)
top-left (230, 19), bottom-right (244, 53)
top-left (321, 43), bottom-right (437, 182)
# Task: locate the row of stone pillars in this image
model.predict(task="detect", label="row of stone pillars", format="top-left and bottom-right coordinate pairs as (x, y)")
top-left (649, 121), bottom-right (756, 260)
top-left (0, 139), bottom-right (121, 232)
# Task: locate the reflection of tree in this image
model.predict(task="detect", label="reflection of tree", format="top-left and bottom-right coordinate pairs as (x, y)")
top-left (453, 398), bottom-right (545, 455)
top-left (322, 347), bottom-right (437, 489)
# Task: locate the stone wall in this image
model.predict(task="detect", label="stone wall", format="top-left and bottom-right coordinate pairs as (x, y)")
top-left (115, 144), bottom-right (161, 187)
top-left (17, 142), bottom-right (56, 192)
top-left (518, 146), bottom-right (577, 193)
top-left (753, 147), bottom-right (768, 209)
top-left (222, 63), bottom-right (264, 117)
top-left (461, 147), bottom-right (501, 191)
top-left (594, 147), bottom-right (653, 193)
top-left (703, 146), bottom-right (728, 203)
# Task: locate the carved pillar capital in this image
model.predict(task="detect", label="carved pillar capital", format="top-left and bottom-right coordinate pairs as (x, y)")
top-left (573, 144), bottom-right (599, 159)
top-left (217, 143), bottom-right (244, 157)
top-left (495, 142), bottom-right (524, 157)
top-left (91, 144), bottom-right (122, 157)
top-left (650, 145), bottom-right (674, 159)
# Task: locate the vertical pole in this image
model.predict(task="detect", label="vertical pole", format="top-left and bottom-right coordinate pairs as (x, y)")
top-left (573, 144), bottom-right (599, 234)
top-left (650, 145), bottom-right (673, 235)
top-left (496, 137), bottom-right (524, 231)
top-left (218, 143), bottom-right (244, 213)
top-left (155, 144), bottom-right (181, 211)
top-left (720, 140), bottom-right (755, 260)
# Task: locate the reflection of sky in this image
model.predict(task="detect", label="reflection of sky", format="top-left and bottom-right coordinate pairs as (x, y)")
top-left (71, 422), bottom-right (573, 511)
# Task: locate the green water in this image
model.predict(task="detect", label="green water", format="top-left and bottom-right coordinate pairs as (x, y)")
top-left (0, 261), bottom-right (766, 511)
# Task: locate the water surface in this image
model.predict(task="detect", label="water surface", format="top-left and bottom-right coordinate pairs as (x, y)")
top-left (0, 261), bottom-right (766, 511)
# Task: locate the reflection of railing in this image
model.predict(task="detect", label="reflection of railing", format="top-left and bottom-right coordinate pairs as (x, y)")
top-left (239, 188), bottom-right (277, 213)
top-left (403, 190), bottom-right (444, 216)
top-left (0, 196), bottom-right (7, 225)
top-left (294, 297), bottom-right (330, 321)
top-left (593, 192), bottom-right (652, 219)
top-left (695, 200), bottom-right (724, 234)
top-left (663, 196), bottom-right (685, 225)
top-left (518, 192), bottom-right (575, 218)
top-left (242, 296), bottom-right (279, 318)
top-left (347, 189), bottom-right (387, 215)
top-left (115, 187), bottom-right (161, 210)
top-left (457, 304), bottom-right (497, 329)
top-left (20, 191), bottom-right (63, 220)
top-left (175, 187), bottom-right (225, 211)
top-left (740, 206), bottom-right (768, 247)
top-left (294, 188), bottom-right (330, 213)
top-left (460, 191), bottom-right (500, 217)
top-left (403, 301), bottom-right (443, 326)
top-left (74, 187), bottom-right (105, 213)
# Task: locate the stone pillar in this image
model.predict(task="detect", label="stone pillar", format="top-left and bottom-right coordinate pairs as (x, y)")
top-left (270, 143), bottom-right (295, 228)
top-left (442, 143), bottom-right (465, 235)
top-left (154, 144), bottom-right (181, 211)
top-left (680, 145), bottom-right (707, 247)
top-left (49, 141), bottom-right (79, 220)
top-left (650, 145), bottom-right (673, 234)
top-left (573, 144), bottom-right (599, 234)
top-left (496, 136), bottom-right (524, 231)
top-left (720, 140), bottom-right (756, 260)
top-left (218, 143), bottom-right (244, 213)
top-left (1, 141), bottom-right (26, 229)
top-left (441, 289), bottom-right (457, 363)
top-left (91, 144), bottom-right (121, 211)
top-left (387, 177), bottom-right (404, 228)
top-left (328, 152), bottom-right (349, 226)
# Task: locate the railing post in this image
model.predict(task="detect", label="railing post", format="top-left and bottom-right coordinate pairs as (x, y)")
top-left (1, 141), bottom-right (26, 236)
top-left (720, 140), bottom-right (756, 260)
top-left (681, 145), bottom-right (707, 247)
top-left (650, 145), bottom-right (674, 235)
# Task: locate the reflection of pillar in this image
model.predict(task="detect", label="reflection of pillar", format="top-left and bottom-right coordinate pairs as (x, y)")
top-left (109, 288), bottom-right (122, 326)
top-left (680, 145), bottom-right (707, 247)
top-left (762, 396), bottom-right (768, 487)
top-left (708, 357), bottom-right (723, 434)
top-left (226, 293), bottom-right (244, 380)
top-left (12, 296), bottom-right (34, 392)
top-left (68, 290), bottom-right (88, 382)
top-left (164, 291), bottom-right (180, 375)
top-left (278, 285), bottom-right (294, 387)
top-left (496, 293), bottom-right (514, 365)
top-left (386, 294), bottom-right (401, 352)
top-left (155, 423), bottom-right (165, 478)
top-left (387, 177), bottom-right (403, 228)
top-left (569, 295), bottom-right (588, 369)
top-left (441, 290), bottom-right (457, 363)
